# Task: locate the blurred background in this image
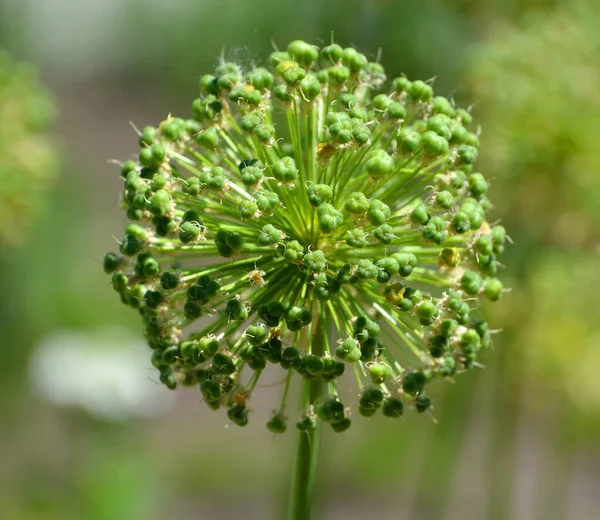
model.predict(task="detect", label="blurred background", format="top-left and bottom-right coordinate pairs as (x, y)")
top-left (1, 0), bottom-right (599, 518)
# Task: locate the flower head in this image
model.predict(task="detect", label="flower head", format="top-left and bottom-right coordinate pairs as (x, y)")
top-left (105, 40), bottom-right (506, 432)
top-left (0, 50), bottom-right (58, 247)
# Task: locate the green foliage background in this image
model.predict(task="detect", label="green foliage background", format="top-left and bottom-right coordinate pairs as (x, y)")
top-left (0, 0), bottom-right (598, 518)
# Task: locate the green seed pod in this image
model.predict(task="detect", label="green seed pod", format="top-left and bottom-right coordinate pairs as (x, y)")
top-left (432, 96), bottom-right (455, 117)
top-left (365, 150), bottom-right (394, 179)
top-left (344, 192), bottom-right (370, 214)
top-left (338, 92), bottom-right (357, 109)
top-left (336, 338), bottom-right (362, 362)
top-left (468, 173), bottom-right (488, 197)
top-left (307, 184), bottom-right (333, 207)
top-left (342, 47), bottom-right (367, 72)
top-left (148, 189), bottom-right (171, 217)
top-left (239, 200), bottom-right (259, 219)
top-left (212, 352), bottom-right (236, 375)
top-left (255, 123), bottom-right (275, 143)
top-left (144, 290), bottom-right (163, 310)
top-left (317, 203), bottom-right (343, 233)
top-left (241, 113), bottom-right (261, 134)
top-left (272, 156), bottom-right (298, 183)
top-left (422, 131), bottom-right (449, 157)
top-left (228, 405), bottom-right (249, 427)
top-left (283, 240), bottom-right (304, 263)
top-left (484, 278), bottom-right (503, 301)
top-left (427, 115), bottom-right (452, 141)
top-left (103, 252), bottom-right (124, 274)
top-left (161, 119), bottom-right (185, 141)
top-left (435, 190), bottom-right (455, 209)
top-left (226, 298), bottom-right (248, 320)
top-left (300, 75), bottom-right (321, 100)
top-left (461, 270), bottom-right (483, 296)
top-left (330, 417), bottom-right (351, 433)
top-left (159, 371), bottom-right (177, 390)
top-left (328, 64), bottom-right (350, 84)
top-left (459, 329), bottom-right (480, 353)
top-left (429, 334), bottom-right (448, 358)
top-left (439, 247), bottom-right (459, 268)
top-left (391, 253), bottom-right (418, 277)
top-left (352, 121), bottom-right (371, 144)
top-left (246, 324), bottom-right (268, 346)
top-left (139, 126), bottom-right (156, 146)
top-left (417, 301), bottom-right (440, 326)
top-left (439, 318), bottom-right (458, 338)
top-left (111, 272), bottom-right (128, 293)
top-left (258, 224), bottom-right (284, 247)
top-left (398, 128), bottom-right (422, 154)
top-left (273, 84), bottom-right (293, 103)
top-left (316, 398), bottom-right (345, 423)
top-left (387, 101), bottom-right (407, 119)
top-left (367, 199), bottom-right (391, 226)
top-left (346, 228), bottom-right (368, 248)
top-left (120, 233), bottom-right (143, 257)
top-left (410, 202), bottom-right (430, 225)
top-left (266, 414), bottom-right (287, 434)
top-left (355, 259), bottom-right (379, 280)
top-left (408, 80), bottom-right (433, 101)
top-left (255, 190), bottom-right (280, 214)
top-left (179, 340), bottom-right (197, 360)
top-left (382, 397), bottom-right (404, 418)
top-left (402, 371), bottom-right (426, 396)
top-left (200, 379), bottom-right (222, 402)
top-left (369, 362), bottom-right (392, 384)
top-left (360, 387), bottom-right (384, 411)
top-left (197, 127), bottom-right (220, 149)
top-left (297, 415), bottom-right (317, 432)
top-left (372, 94), bottom-right (391, 111)
top-left (179, 221), bottom-right (202, 243)
top-left (475, 235), bottom-right (494, 256)
top-left (456, 108), bottom-right (472, 126)
top-left (375, 257), bottom-right (399, 278)
top-left (303, 250), bottom-right (327, 273)
top-left (321, 43), bottom-right (342, 64)
top-left (198, 336), bottom-right (219, 359)
top-left (316, 68), bottom-right (329, 83)
top-left (451, 212), bottom-right (471, 234)
top-left (303, 354), bottom-right (325, 376)
top-left (457, 144), bottom-right (479, 165)
top-left (373, 224), bottom-right (394, 244)
top-left (422, 216), bottom-right (446, 245)
top-left (249, 67), bottom-right (274, 90)
top-left (280, 347), bottom-right (302, 370)
top-left (287, 40), bottom-right (319, 66)
top-left (415, 395), bottom-right (432, 413)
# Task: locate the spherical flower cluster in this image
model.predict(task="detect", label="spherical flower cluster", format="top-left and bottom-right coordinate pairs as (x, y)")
top-left (104, 40), bottom-right (507, 433)
top-left (0, 50), bottom-right (58, 247)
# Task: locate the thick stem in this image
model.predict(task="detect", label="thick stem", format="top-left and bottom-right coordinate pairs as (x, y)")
top-left (288, 393), bottom-right (322, 520)
top-left (287, 316), bottom-right (325, 520)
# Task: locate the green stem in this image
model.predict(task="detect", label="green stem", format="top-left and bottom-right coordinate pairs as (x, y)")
top-left (288, 316), bottom-right (325, 520)
top-left (288, 400), bottom-right (322, 520)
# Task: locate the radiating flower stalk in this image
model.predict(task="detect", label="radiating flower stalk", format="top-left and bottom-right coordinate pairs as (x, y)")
top-left (104, 40), bottom-right (506, 518)
top-left (0, 50), bottom-right (57, 248)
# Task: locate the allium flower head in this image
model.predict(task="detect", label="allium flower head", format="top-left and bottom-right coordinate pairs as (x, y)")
top-left (0, 50), bottom-right (58, 247)
top-left (105, 40), bottom-right (506, 432)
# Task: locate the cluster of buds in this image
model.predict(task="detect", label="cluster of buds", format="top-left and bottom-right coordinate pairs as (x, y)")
top-left (104, 40), bottom-right (507, 433)
top-left (0, 50), bottom-right (57, 247)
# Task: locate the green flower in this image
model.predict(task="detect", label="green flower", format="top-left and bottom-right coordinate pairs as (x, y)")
top-left (105, 40), bottom-right (506, 432)
top-left (0, 50), bottom-right (58, 248)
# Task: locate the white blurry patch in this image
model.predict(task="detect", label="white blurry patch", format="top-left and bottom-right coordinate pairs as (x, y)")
top-left (29, 328), bottom-right (173, 421)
